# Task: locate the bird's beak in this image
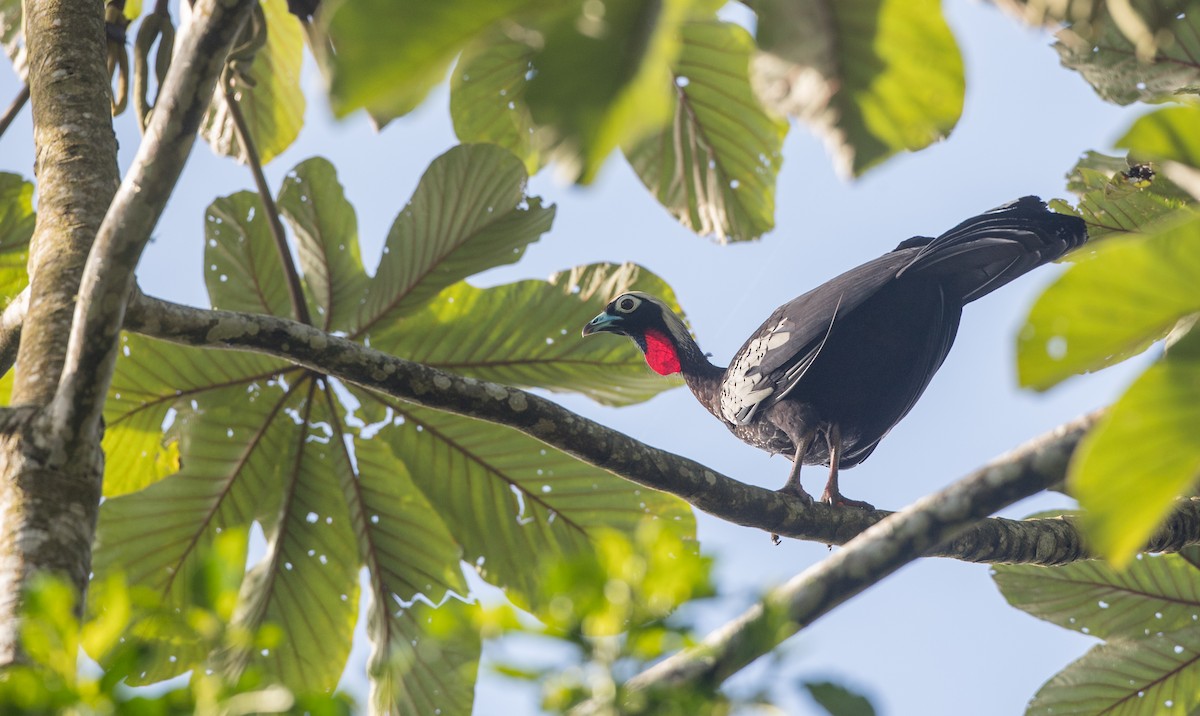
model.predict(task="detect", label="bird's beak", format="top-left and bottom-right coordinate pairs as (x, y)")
top-left (582, 311), bottom-right (623, 337)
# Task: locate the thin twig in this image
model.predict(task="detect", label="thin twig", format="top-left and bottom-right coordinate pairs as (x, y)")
top-left (0, 84), bottom-right (29, 141)
top-left (223, 85), bottom-right (312, 325)
top-left (0, 287), bottom-right (29, 377)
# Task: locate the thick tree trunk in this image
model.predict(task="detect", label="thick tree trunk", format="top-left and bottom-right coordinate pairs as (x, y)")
top-left (0, 0), bottom-right (116, 663)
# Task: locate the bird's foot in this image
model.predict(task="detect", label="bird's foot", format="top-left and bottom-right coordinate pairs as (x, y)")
top-left (776, 482), bottom-right (814, 504)
top-left (820, 488), bottom-right (874, 511)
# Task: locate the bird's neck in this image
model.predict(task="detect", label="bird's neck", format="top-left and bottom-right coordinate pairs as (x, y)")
top-left (644, 328), bottom-right (726, 416)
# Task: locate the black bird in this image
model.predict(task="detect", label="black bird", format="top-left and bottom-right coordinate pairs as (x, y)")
top-left (582, 197), bottom-right (1087, 508)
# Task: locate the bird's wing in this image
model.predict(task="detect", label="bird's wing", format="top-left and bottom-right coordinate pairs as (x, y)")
top-left (719, 251), bottom-right (916, 425)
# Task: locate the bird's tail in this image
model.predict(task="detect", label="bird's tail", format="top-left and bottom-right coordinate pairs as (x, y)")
top-left (895, 196), bottom-right (1088, 303)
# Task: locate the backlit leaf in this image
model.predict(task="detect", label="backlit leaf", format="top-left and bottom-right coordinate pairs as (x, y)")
top-left (450, 32), bottom-right (540, 175)
top-left (1118, 105), bottom-right (1200, 170)
top-left (751, 0), bottom-right (963, 176)
top-left (1060, 151), bottom-right (1191, 242)
top-left (624, 21), bottom-right (787, 242)
top-left (277, 157), bottom-right (369, 331)
top-left (201, 0), bottom-right (305, 165)
top-left (1068, 331), bottom-right (1200, 566)
top-left (356, 144), bottom-right (554, 344)
top-left (205, 192), bottom-right (295, 318)
top-left (1018, 213), bottom-right (1200, 390)
top-left (0, 172), bottom-right (33, 302)
top-left (397, 262), bottom-right (684, 406)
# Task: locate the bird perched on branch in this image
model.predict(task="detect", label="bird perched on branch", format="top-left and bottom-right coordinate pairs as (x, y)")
top-left (582, 197), bottom-right (1087, 509)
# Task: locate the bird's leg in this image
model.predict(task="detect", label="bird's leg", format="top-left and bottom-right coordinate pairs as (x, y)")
top-left (778, 432), bottom-right (814, 504)
top-left (820, 424), bottom-right (874, 510)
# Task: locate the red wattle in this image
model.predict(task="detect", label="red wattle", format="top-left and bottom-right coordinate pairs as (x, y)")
top-left (643, 329), bottom-right (682, 375)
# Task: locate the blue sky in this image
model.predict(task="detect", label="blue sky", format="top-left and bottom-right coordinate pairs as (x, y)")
top-left (0, 2), bottom-right (1154, 714)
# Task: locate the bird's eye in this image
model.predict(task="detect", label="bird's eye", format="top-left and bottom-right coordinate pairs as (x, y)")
top-left (617, 297), bottom-right (637, 313)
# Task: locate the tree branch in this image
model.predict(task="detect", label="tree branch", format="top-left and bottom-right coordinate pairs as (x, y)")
top-left (0, 83), bottom-right (29, 141)
top-left (0, 287), bottom-right (28, 376)
top-left (123, 294), bottom-right (1200, 565)
top-left (46, 0), bottom-right (258, 463)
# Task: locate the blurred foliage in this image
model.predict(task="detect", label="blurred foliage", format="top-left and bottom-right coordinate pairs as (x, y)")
top-left (0, 533), bottom-right (355, 715)
top-left (803, 680), bottom-right (877, 716)
top-left (0, 172), bottom-right (32, 303)
top-left (995, 544), bottom-right (1200, 715)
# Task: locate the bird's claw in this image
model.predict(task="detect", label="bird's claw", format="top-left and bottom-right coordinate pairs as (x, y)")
top-left (820, 489), bottom-right (874, 511)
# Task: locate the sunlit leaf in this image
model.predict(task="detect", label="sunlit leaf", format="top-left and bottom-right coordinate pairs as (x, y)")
top-left (994, 552), bottom-right (1200, 639)
top-left (0, 0), bottom-right (26, 79)
top-left (322, 0), bottom-right (548, 121)
top-left (223, 386), bottom-right (360, 691)
top-left (357, 144), bottom-right (554, 343)
top-left (277, 157), bottom-right (370, 331)
top-left (201, 0), bottom-right (305, 165)
top-left (1018, 213), bottom-right (1200, 390)
top-left (1027, 626), bottom-right (1200, 716)
top-left (1117, 105), bottom-right (1200, 169)
top-left (1060, 151), bottom-right (1192, 242)
top-left (624, 21), bottom-right (787, 242)
top-left (751, 0), bottom-right (963, 176)
top-left (0, 172), bottom-right (33, 302)
top-left (1068, 331), bottom-right (1200, 566)
top-left (205, 191), bottom-right (295, 318)
top-left (376, 402), bottom-right (696, 610)
top-left (397, 262), bottom-right (684, 406)
top-left (1055, 0), bottom-right (1200, 105)
top-left (450, 31), bottom-right (540, 175)
top-left (102, 333), bottom-right (287, 496)
top-left (367, 596), bottom-right (480, 716)
top-left (525, 0), bottom-right (689, 183)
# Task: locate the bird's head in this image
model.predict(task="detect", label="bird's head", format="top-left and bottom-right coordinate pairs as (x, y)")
top-left (582, 292), bottom-right (694, 376)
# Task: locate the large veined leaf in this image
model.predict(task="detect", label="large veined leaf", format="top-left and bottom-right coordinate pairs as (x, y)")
top-left (372, 400), bottom-right (696, 611)
top-left (1058, 151), bottom-right (1192, 243)
top-left (524, 0), bottom-right (690, 184)
top-left (277, 157), bottom-right (370, 331)
top-left (0, 0), bottom-right (25, 79)
top-left (367, 591), bottom-right (480, 716)
top-left (751, 0), bottom-right (963, 177)
top-left (1026, 627), bottom-right (1200, 715)
top-left (201, 0), bottom-right (305, 165)
top-left (1118, 106), bottom-right (1200, 170)
top-left (1017, 212), bottom-right (1200, 391)
top-left (450, 32), bottom-right (541, 175)
top-left (321, 0), bottom-right (550, 121)
top-left (1068, 330), bottom-right (1200, 566)
top-left (356, 144), bottom-right (555, 343)
top-left (1056, 0), bottom-right (1200, 106)
top-left (221, 385), bottom-right (360, 691)
top-left (205, 192), bottom-right (295, 318)
top-left (102, 333), bottom-right (288, 496)
top-left (994, 553), bottom-right (1200, 640)
top-left (0, 172), bottom-right (33, 302)
top-left (624, 21), bottom-right (788, 243)
top-left (397, 262), bottom-right (684, 406)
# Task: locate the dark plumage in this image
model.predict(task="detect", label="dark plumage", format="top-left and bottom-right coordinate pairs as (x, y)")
top-left (582, 197), bottom-right (1087, 508)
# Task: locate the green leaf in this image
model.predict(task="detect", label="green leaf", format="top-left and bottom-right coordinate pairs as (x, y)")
top-left (204, 192), bottom-right (294, 317)
top-left (356, 144), bottom-right (554, 341)
top-left (0, 0), bottom-right (25, 79)
top-left (367, 597), bottom-right (480, 716)
top-left (450, 32), bottom-right (540, 175)
top-left (202, 0), bottom-right (305, 165)
top-left (1055, 0), bottom-right (1200, 106)
top-left (1061, 151), bottom-right (1192, 243)
top-left (751, 0), bottom-right (963, 176)
top-left (994, 553), bottom-right (1200, 640)
top-left (804, 680), bottom-right (877, 716)
top-left (277, 157), bottom-right (370, 331)
top-left (525, 0), bottom-right (689, 183)
top-left (624, 21), bottom-right (788, 242)
top-left (1017, 213), bottom-right (1200, 390)
top-left (1068, 331), bottom-right (1200, 566)
top-left (1027, 627), bottom-right (1200, 716)
top-left (376, 401), bottom-right (696, 610)
top-left (322, 0), bottom-right (548, 120)
top-left (0, 172), bottom-right (34, 302)
top-left (222, 386), bottom-right (360, 692)
top-left (102, 333), bottom-right (286, 496)
top-left (1117, 105), bottom-right (1200, 169)
top-left (397, 262), bottom-right (684, 406)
